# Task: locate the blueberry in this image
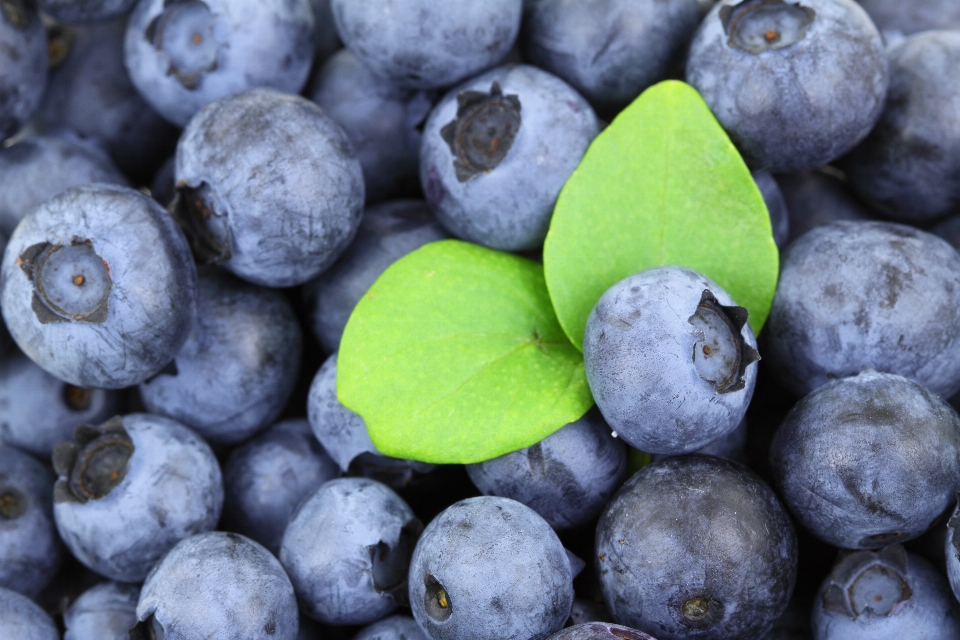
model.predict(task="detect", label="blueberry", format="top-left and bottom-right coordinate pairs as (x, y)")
top-left (856, 0), bottom-right (960, 38)
top-left (945, 501), bottom-right (960, 605)
top-left (651, 417), bottom-right (749, 464)
top-left (770, 369), bottom-right (960, 550)
top-left (301, 200), bottom-right (448, 353)
top-left (546, 623), bottom-right (657, 640)
top-left (172, 88), bottom-right (365, 288)
top-left (583, 265), bottom-right (759, 455)
top-left (0, 132), bottom-right (129, 237)
top-left (841, 31), bottom-right (960, 223)
top-left (420, 64), bottom-right (599, 251)
top-left (686, 0), bottom-right (887, 172)
top-left (0, 0), bottom-right (47, 141)
top-left (307, 50), bottom-right (435, 203)
top-left (753, 169), bottom-right (790, 249)
top-left (63, 581), bottom-right (139, 640)
top-left (774, 168), bottom-right (873, 245)
top-left (37, 20), bottom-right (179, 183)
top-left (331, 0), bottom-right (522, 90)
top-left (0, 184), bottom-right (197, 389)
top-left (37, 0), bottom-right (137, 24)
top-left (0, 444), bottom-right (63, 598)
top-left (52, 414), bottom-right (223, 582)
top-left (0, 586), bottom-right (59, 640)
top-left (307, 353), bottom-right (435, 486)
top-left (355, 615), bottom-right (430, 640)
top-left (596, 455), bottom-right (797, 640)
top-left (520, 0), bottom-right (699, 110)
top-left (221, 418), bottom-right (340, 555)
top-left (812, 545), bottom-right (960, 639)
top-left (124, 0), bottom-right (314, 127)
top-left (567, 600), bottom-right (613, 627)
top-left (408, 495), bottom-right (575, 640)
top-left (465, 408), bottom-right (627, 530)
top-left (136, 531), bottom-right (299, 640)
top-left (0, 352), bottom-right (119, 457)
top-left (764, 221), bottom-right (960, 397)
top-left (138, 268), bottom-right (303, 445)
top-left (280, 477), bottom-right (422, 625)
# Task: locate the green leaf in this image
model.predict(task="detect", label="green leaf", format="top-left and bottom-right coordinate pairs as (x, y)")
top-left (543, 80), bottom-right (779, 350)
top-left (337, 239), bottom-right (594, 464)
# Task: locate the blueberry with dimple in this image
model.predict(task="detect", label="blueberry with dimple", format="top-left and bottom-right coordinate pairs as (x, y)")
top-left (812, 545), bottom-right (960, 639)
top-left (770, 370), bottom-right (960, 550)
top-left (124, 0), bottom-right (314, 127)
top-left (307, 51), bottom-right (435, 203)
top-left (764, 221), bottom-right (960, 398)
top-left (0, 586), bottom-right (59, 640)
top-left (0, 351), bottom-right (119, 457)
top-left (420, 64), bottom-right (599, 251)
top-left (0, 444), bottom-right (62, 598)
top-left (521, 0), bottom-right (699, 110)
top-left (408, 495), bottom-right (575, 640)
top-left (221, 419), bottom-right (340, 555)
top-left (0, 184), bottom-right (197, 389)
top-left (139, 268), bottom-right (302, 445)
top-left (465, 408), bottom-right (627, 530)
top-left (135, 531), bottom-right (299, 640)
top-left (0, 0), bottom-right (47, 141)
top-left (52, 414), bottom-right (223, 582)
top-left (173, 88), bottom-right (364, 288)
top-left (307, 353), bottom-right (435, 487)
top-left (331, 0), bottom-right (522, 90)
top-left (546, 623), bottom-right (658, 640)
top-left (774, 169), bottom-right (873, 245)
top-left (63, 581), bottom-right (139, 640)
top-left (686, 0), bottom-right (887, 172)
top-left (583, 265), bottom-right (759, 455)
top-left (37, 0), bottom-right (137, 24)
top-left (841, 31), bottom-right (960, 223)
top-left (301, 200), bottom-right (448, 353)
top-left (37, 20), bottom-right (179, 183)
top-left (355, 615), bottom-right (429, 640)
top-left (596, 455), bottom-right (797, 640)
top-left (0, 133), bottom-right (129, 237)
top-left (280, 477), bottom-right (423, 625)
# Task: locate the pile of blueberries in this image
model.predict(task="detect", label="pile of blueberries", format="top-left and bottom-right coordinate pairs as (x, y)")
top-left (3, 0), bottom-right (960, 639)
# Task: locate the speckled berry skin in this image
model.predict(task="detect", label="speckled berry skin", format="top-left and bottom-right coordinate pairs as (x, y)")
top-left (331, 0), bottom-right (522, 90)
top-left (139, 268), bottom-right (302, 445)
top-left (771, 370), bottom-right (960, 550)
top-left (686, 0), bottom-right (887, 172)
top-left (355, 615), bottom-right (429, 640)
top-left (222, 419), bottom-right (340, 555)
top-left (596, 456), bottom-right (797, 640)
top-left (0, 586), bottom-right (59, 640)
top-left (174, 88), bottom-right (364, 288)
top-left (521, 0), bottom-right (699, 109)
top-left (53, 414), bottom-right (223, 582)
top-left (37, 0), bottom-right (137, 24)
top-left (64, 581), bottom-right (139, 640)
top-left (0, 184), bottom-right (197, 389)
top-left (0, 133), bottom-right (129, 237)
top-left (841, 31), bottom-right (960, 223)
top-left (0, 0), bottom-right (47, 141)
top-left (124, 0), bottom-right (314, 127)
top-left (812, 546), bottom-right (960, 639)
top-left (0, 444), bottom-right (62, 598)
top-left (280, 477), bottom-right (423, 626)
top-left (466, 408), bottom-right (627, 530)
top-left (546, 623), bottom-right (657, 640)
top-left (136, 531), bottom-right (299, 640)
top-left (302, 200), bottom-right (448, 352)
top-left (420, 64), bottom-right (598, 251)
top-left (583, 265), bottom-right (758, 455)
top-left (0, 351), bottom-right (119, 457)
top-left (408, 496), bottom-right (575, 640)
top-left (764, 221), bottom-right (960, 398)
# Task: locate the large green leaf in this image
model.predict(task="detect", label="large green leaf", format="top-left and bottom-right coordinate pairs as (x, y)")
top-left (544, 80), bottom-right (779, 350)
top-left (337, 240), bottom-right (593, 464)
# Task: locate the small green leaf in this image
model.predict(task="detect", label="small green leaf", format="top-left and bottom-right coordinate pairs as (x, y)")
top-left (337, 239), bottom-right (594, 464)
top-left (543, 80), bottom-right (779, 350)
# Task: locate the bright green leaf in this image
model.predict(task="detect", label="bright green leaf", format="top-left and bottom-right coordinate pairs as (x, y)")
top-left (337, 240), bottom-right (594, 464)
top-left (543, 80), bottom-right (779, 350)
